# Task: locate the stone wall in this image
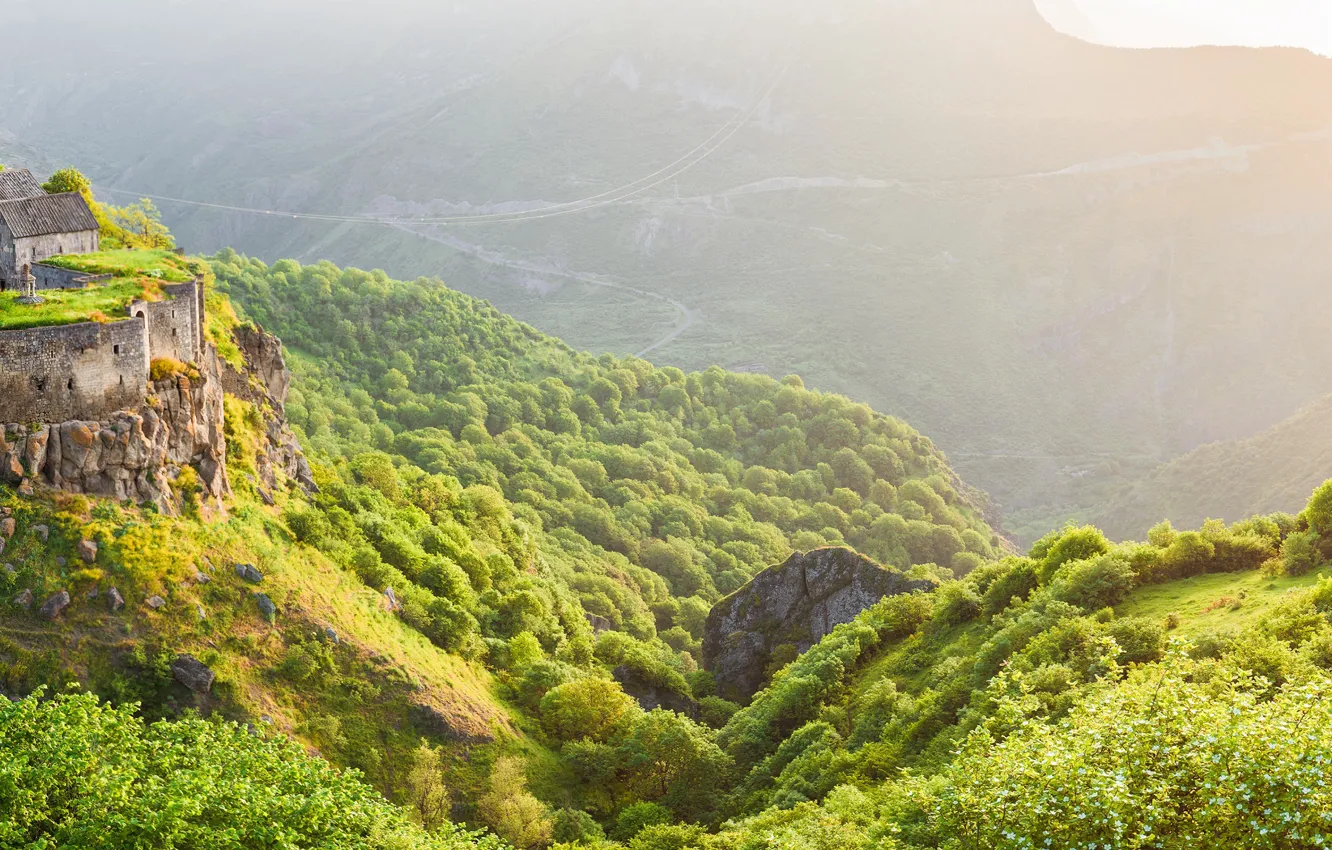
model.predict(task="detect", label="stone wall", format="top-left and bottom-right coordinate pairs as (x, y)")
top-left (129, 279), bottom-right (202, 365)
top-left (0, 320), bottom-right (149, 422)
top-left (30, 263), bottom-right (112, 291)
top-left (1, 277), bottom-right (204, 425)
top-left (1, 344), bottom-right (230, 512)
top-left (11, 230), bottom-right (99, 276)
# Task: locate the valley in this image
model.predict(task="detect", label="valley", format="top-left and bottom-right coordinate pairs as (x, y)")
top-left (7, 0), bottom-right (1331, 541)
top-left (5, 1), bottom-right (1332, 846)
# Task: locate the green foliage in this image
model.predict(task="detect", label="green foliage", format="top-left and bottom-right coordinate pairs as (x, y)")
top-left (41, 167), bottom-right (92, 197)
top-left (1280, 529), bottom-right (1324, 577)
top-left (913, 653), bottom-right (1332, 849)
top-left (539, 678), bottom-right (636, 742)
top-left (0, 691), bottom-right (504, 850)
top-left (612, 802), bottom-right (672, 841)
top-left (476, 757), bottom-right (553, 850)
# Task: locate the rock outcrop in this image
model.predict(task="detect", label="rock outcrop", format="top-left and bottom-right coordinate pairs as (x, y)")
top-left (1, 325), bottom-right (315, 511)
top-left (0, 346), bottom-right (230, 512)
top-left (702, 548), bottom-right (935, 702)
top-left (219, 325), bottom-right (315, 494)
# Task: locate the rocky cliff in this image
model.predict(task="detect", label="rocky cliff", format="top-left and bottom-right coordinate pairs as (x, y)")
top-left (1, 326), bottom-right (311, 513)
top-left (220, 324), bottom-right (315, 497)
top-left (702, 548), bottom-right (935, 702)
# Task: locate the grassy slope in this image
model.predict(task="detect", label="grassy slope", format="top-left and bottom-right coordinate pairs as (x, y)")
top-left (0, 255), bottom-right (542, 817)
top-left (1091, 395), bottom-right (1332, 541)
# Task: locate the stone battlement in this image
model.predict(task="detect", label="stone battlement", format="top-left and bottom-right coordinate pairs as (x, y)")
top-left (0, 278), bottom-right (206, 423)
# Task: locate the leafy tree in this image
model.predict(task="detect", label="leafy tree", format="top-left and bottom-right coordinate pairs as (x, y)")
top-left (407, 742), bottom-right (453, 832)
top-left (540, 678), bottom-right (637, 742)
top-left (476, 757), bottom-right (553, 850)
top-left (42, 166), bottom-right (92, 198)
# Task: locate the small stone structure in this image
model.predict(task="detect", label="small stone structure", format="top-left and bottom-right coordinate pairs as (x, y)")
top-left (1, 277), bottom-right (205, 423)
top-left (30, 263), bottom-right (112, 291)
top-left (0, 169), bottom-right (100, 291)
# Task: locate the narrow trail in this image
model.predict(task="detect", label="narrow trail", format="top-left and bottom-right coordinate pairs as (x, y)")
top-left (389, 223), bottom-right (694, 358)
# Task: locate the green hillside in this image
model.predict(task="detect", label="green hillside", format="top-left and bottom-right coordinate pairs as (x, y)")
top-left (1091, 394), bottom-right (1332, 541)
top-left (2, 248), bottom-right (1003, 846)
top-left (7, 246), bottom-right (1332, 847)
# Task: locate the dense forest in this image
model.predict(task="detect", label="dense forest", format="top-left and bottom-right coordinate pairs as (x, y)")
top-left (211, 256), bottom-right (1332, 847)
top-left (5, 248), bottom-right (1332, 848)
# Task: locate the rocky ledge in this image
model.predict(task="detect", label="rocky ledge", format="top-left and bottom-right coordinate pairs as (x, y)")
top-left (702, 547), bottom-right (935, 702)
top-left (1, 326), bottom-right (313, 513)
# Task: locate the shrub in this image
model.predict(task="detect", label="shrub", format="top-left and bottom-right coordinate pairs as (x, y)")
top-left (1049, 555), bottom-right (1136, 611)
top-left (612, 802), bottom-right (673, 841)
top-left (539, 678), bottom-right (637, 742)
top-left (0, 691), bottom-right (501, 850)
top-left (932, 582), bottom-right (982, 628)
top-left (698, 696), bottom-right (741, 729)
top-left (917, 655), bottom-right (1332, 846)
top-left (1033, 525), bottom-right (1111, 582)
top-left (551, 808), bottom-right (604, 845)
top-left (1106, 617), bottom-right (1166, 665)
top-left (149, 357), bottom-right (189, 382)
top-left (980, 558), bottom-right (1039, 616)
top-left (1280, 529), bottom-right (1323, 577)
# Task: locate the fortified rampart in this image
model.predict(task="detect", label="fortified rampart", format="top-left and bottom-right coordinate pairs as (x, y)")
top-left (129, 279), bottom-right (204, 366)
top-left (0, 277), bottom-right (205, 423)
top-left (0, 321), bottom-right (149, 422)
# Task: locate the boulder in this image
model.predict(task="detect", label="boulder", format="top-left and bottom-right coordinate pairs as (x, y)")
top-left (254, 592), bottom-right (277, 622)
top-left (146, 595), bottom-right (167, 610)
top-left (585, 613), bottom-right (614, 634)
top-left (234, 563), bottom-right (263, 584)
top-left (384, 586), bottom-right (399, 611)
top-left (13, 589), bottom-right (33, 610)
top-left (30, 524), bottom-right (48, 542)
top-left (107, 587), bottom-right (125, 612)
top-left (702, 548), bottom-right (936, 702)
top-left (54, 557), bottom-right (67, 568)
top-left (0, 518), bottom-right (14, 539)
top-left (39, 590), bottom-right (71, 620)
top-left (613, 664), bottom-right (699, 719)
top-left (76, 539), bottom-right (98, 565)
top-left (323, 626), bottom-right (340, 644)
top-left (171, 654), bottom-right (215, 693)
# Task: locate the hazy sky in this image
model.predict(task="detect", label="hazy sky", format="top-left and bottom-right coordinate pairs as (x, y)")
top-left (1037, 0), bottom-right (1332, 55)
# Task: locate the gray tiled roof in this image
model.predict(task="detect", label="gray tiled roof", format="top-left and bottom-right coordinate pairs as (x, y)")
top-left (0, 168), bottom-right (44, 202)
top-left (0, 192), bottom-right (99, 239)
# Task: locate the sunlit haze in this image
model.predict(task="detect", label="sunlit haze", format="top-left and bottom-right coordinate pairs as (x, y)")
top-left (1038, 0), bottom-right (1332, 54)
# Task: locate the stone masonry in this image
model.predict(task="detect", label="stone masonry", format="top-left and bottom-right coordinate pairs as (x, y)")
top-left (1, 278), bottom-right (204, 423)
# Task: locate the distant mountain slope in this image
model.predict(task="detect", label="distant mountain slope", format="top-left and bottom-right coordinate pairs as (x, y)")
top-left (1091, 394), bottom-right (1332, 540)
top-left (6, 0), bottom-right (1332, 536)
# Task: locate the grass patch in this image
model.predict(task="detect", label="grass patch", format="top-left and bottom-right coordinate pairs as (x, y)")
top-left (1116, 566), bottom-right (1332, 635)
top-left (41, 249), bottom-right (195, 283)
top-left (0, 278), bottom-right (164, 331)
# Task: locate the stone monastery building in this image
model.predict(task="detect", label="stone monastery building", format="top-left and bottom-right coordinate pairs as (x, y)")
top-left (0, 170), bottom-right (204, 423)
top-left (0, 168), bottom-right (100, 291)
